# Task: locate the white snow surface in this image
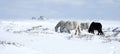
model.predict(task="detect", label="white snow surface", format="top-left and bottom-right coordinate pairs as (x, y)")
top-left (0, 19), bottom-right (120, 54)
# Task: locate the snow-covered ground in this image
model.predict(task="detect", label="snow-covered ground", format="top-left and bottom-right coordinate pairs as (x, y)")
top-left (0, 19), bottom-right (120, 54)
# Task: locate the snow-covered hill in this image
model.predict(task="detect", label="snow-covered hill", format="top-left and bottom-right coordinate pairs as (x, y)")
top-left (0, 19), bottom-right (120, 54)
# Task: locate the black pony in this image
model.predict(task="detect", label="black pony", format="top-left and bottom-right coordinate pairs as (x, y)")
top-left (88, 22), bottom-right (104, 35)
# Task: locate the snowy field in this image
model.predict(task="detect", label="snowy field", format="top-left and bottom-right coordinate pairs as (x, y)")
top-left (0, 19), bottom-right (120, 54)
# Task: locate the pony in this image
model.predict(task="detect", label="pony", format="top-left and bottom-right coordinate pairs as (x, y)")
top-left (55, 20), bottom-right (70, 33)
top-left (60, 21), bottom-right (81, 35)
top-left (88, 22), bottom-right (104, 35)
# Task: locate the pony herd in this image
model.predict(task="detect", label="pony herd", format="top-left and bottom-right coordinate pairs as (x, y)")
top-left (55, 20), bottom-right (104, 36)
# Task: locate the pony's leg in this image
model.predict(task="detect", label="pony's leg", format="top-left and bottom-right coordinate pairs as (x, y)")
top-left (60, 27), bottom-right (63, 33)
top-left (92, 30), bottom-right (94, 34)
top-left (97, 30), bottom-right (100, 35)
top-left (68, 30), bottom-right (71, 34)
top-left (81, 26), bottom-right (83, 31)
top-left (74, 26), bottom-right (81, 35)
top-left (75, 30), bottom-right (77, 35)
top-left (78, 26), bottom-right (81, 35)
top-left (99, 29), bottom-right (104, 35)
top-left (97, 29), bottom-right (102, 35)
top-left (97, 32), bottom-right (100, 35)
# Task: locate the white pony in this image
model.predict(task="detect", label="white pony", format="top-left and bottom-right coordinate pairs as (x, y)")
top-left (60, 21), bottom-right (81, 35)
top-left (55, 20), bottom-right (89, 35)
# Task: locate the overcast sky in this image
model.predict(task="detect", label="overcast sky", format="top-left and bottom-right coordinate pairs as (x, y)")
top-left (0, 0), bottom-right (120, 20)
